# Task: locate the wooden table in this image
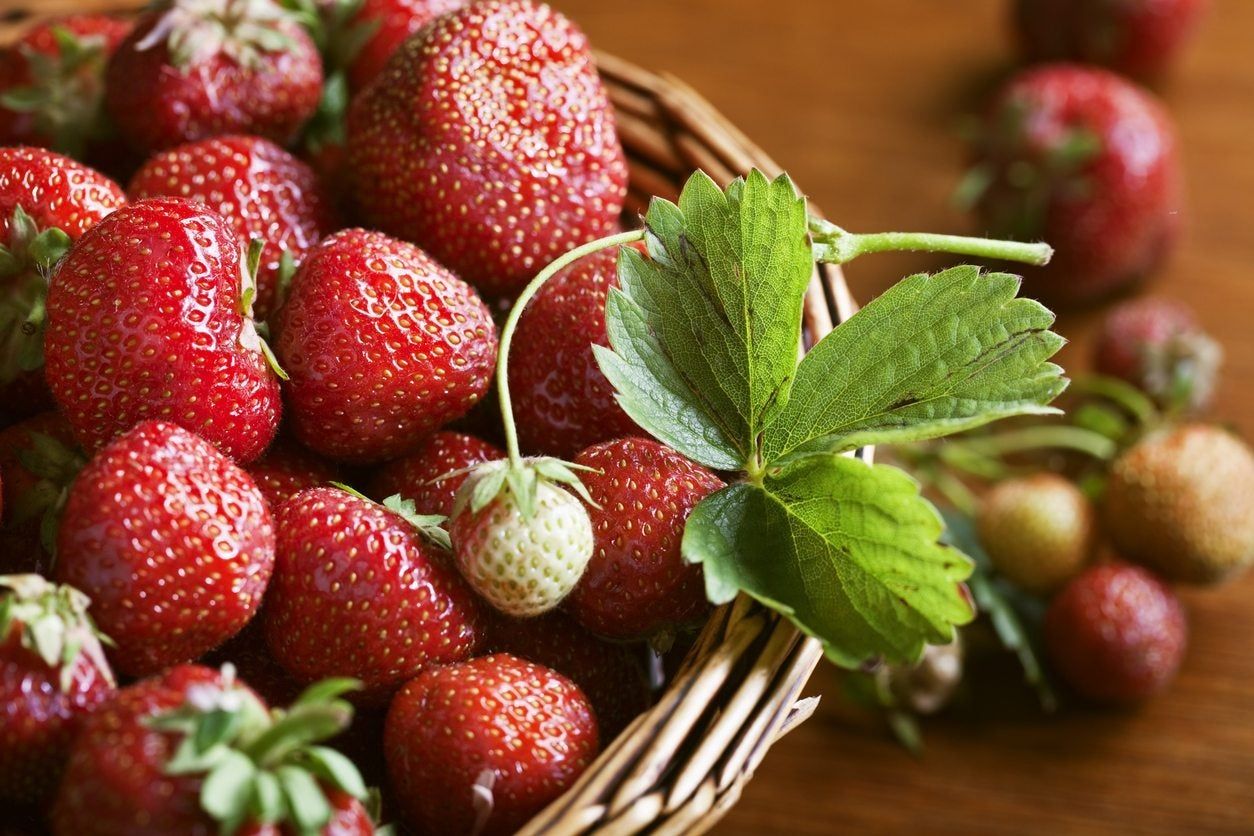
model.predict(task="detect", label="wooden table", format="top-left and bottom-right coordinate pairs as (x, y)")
top-left (555, 1), bottom-right (1254, 833)
top-left (3, 0), bottom-right (1251, 832)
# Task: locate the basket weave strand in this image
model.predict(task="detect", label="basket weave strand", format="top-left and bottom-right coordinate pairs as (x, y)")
top-left (0, 6), bottom-right (864, 833)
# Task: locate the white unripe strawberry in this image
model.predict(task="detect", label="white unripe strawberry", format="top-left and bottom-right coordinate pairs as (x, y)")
top-left (449, 460), bottom-right (595, 617)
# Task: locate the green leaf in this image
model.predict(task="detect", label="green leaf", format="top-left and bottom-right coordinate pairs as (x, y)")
top-left (291, 677), bottom-right (362, 709)
top-left (278, 765), bottom-right (332, 834)
top-left (762, 266), bottom-right (1066, 463)
top-left (200, 750), bottom-right (257, 826)
top-left (303, 745), bottom-right (367, 799)
top-left (250, 770), bottom-right (286, 824)
top-left (683, 454), bottom-right (975, 667)
top-left (596, 169), bottom-right (813, 470)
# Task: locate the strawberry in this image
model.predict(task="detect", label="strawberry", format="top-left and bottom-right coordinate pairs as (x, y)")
top-left (976, 473), bottom-right (1094, 595)
top-left (0, 412), bottom-right (83, 575)
top-left (1044, 562), bottom-right (1186, 703)
top-left (1094, 296), bottom-right (1222, 412)
top-left (346, 0), bottom-right (628, 298)
top-left (245, 438), bottom-right (341, 510)
top-left (967, 64), bottom-right (1181, 304)
top-left (484, 610), bottom-right (650, 739)
top-left (0, 575), bottom-right (114, 806)
top-left (104, 0), bottom-right (323, 154)
top-left (263, 486), bottom-right (484, 704)
top-left (1014, 0), bottom-right (1208, 81)
top-left (51, 664), bottom-right (373, 835)
top-left (367, 431), bottom-right (502, 517)
top-left (128, 134), bottom-right (341, 321)
top-left (449, 459), bottom-right (595, 617)
top-left (55, 421), bottom-right (275, 677)
top-left (509, 245), bottom-right (641, 457)
top-left (273, 228), bottom-right (497, 464)
top-left (1104, 424), bottom-right (1254, 584)
top-left (383, 653), bottom-right (598, 836)
top-left (345, 0), bottom-right (468, 92)
top-left (1, 146), bottom-right (126, 427)
top-left (566, 438), bottom-right (723, 641)
top-left (203, 619), bottom-right (303, 707)
top-left (43, 197), bottom-right (282, 462)
top-left (0, 14), bottom-right (131, 158)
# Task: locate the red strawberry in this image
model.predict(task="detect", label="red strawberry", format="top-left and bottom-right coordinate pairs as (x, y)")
top-left (346, 0), bottom-right (468, 91)
top-left (0, 15), bottom-right (131, 159)
top-left (484, 611), bottom-right (650, 739)
top-left (0, 412), bottom-right (83, 575)
top-left (346, 0), bottom-right (628, 298)
top-left (1044, 562), bottom-right (1186, 702)
top-left (44, 197), bottom-right (282, 462)
top-left (510, 246), bottom-right (641, 457)
top-left (968, 64), bottom-right (1181, 305)
top-left (1014, 0), bottom-right (1208, 81)
top-left (1, 146), bottom-right (126, 427)
top-left (51, 664), bottom-right (373, 835)
top-left (1094, 296), bottom-right (1221, 412)
top-left (104, 0), bottom-right (323, 154)
top-left (367, 431), bottom-right (502, 517)
top-left (567, 438), bottom-right (723, 641)
top-left (56, 421), bottom-right (275, 677)
top-left (384, 654), bottom-right (598, 836)
top-left (264, 486), bottom-right (484, 703)
top-left (245, 438), bottom-right (341, 510)
top-left (273, 228), bottom-right (497, 463)
top-left (0, 575), bottom-right (115, 806)
top-left (128, 134), bottom-right (341, 321)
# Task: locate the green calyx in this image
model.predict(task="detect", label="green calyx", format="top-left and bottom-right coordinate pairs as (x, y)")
top-left (138, 0), bottom-right (298, 71)
top-left (279, 0), bottom-right (376, 72)
top-left (330, 482), bottom-right (452, 550)
top-left (0, 574), bottom-right (115, 691)
top-left (11, 429), bottom-right (88, 555)
top-left (1, 206), bottom-right (72, 384)
top-left (237, 238), bottom-right (289, 380)
top-left (453, 458), bottom-right (596, 523)
top-left (148, 670), bottom-right (368, 836)
top-left (0, 25), bottom-right (117, 158)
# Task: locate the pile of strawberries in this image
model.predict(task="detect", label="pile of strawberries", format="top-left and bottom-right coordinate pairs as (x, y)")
top-left (0, 1), bottom-right (723, 833)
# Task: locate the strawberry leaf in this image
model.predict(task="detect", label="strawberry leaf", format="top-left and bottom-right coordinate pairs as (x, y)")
top-left (762, 266), bottom-right (1066, 464)
top-left (595, 169), bottom-right (813, 471)
top-left (682, 454), bottom-right (975, 667)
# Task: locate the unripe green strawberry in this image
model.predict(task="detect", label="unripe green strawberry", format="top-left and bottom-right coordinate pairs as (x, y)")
top-left (976, 473), bottom-right (1095, 595)
top-left (1104, 424), bottom-right (1254, 584)
top-left (449, 460), bottom-right (594, 617)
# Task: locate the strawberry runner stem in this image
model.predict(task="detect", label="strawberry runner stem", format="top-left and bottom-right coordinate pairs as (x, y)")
top-left (809, 217), bottom-right (1054, 266)
top-left (496, 229), bottom-right (646, 468)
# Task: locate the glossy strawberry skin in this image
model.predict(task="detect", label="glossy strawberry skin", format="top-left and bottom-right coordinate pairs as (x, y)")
top-left (0, 621), bottom-right (113, 806)
top-left (510, 246), bottom-right (640, 457)
top-left (384, 654), bottom-right (599, 836)
top-left (245, 438), bottom-right (341, 511)
top-left (0, 412), bottom-right (79, 575)
top-left (1014, 0), bottom-right (1208, 81)
top-left (367, 431), bottom-right (502, 517)
top-left (0, 15), bottom-right (131, 152)
top-left (264, 487), bottom-right (484, 704)
top-left (347, 0), bottom-right (628, 298)
top-left (347, 0), bottom-right (468, 91)
top-left (972, 64), bottom-right (1181, 305)
top-left (104, 4), bottom-right (323, 154)
top-left (50, 665), bottom-right (248, 836)
top-left (1, 147), bottom-right (127, 425)
top-left (484, 611), bottom-right (649, 739)
top-left (56, 421), bottom-right (275, 677)
top-left (567, 438), bottom-right (723, 640)
top-left (273, 229), bottom-right (497, 464)
top-left (1045, 563), bottom-right (1187, 703)
top-left (128, 135), bottom-right (341, 321)
top-left (44, 197), bottom-right (281, 462)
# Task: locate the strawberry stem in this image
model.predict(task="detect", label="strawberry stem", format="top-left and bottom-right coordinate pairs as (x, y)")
top-left (496, 229), bottom-right (646, 467)
top-left (947, 425), bottom-right (1118, 461)
top-left (810, 217), bottom-right (1053, 266)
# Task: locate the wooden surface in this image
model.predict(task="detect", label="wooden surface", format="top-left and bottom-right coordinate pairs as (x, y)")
top-left (552, 1), bottom-right (1254, 834)
top-left (3, 0), bottom-right (1252, 833)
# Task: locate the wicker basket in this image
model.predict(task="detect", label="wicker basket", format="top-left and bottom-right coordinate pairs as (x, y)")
top-left (0, 5), bottom-right (864, 833)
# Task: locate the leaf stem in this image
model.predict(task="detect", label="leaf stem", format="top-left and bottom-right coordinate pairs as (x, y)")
top-left (950, 425), bottom-right (1118, 461)
top-left (1069, 375), bottom-right (1159, 427)
top-left (496, 229), bottom-right (646, 467)
top-left (809, 218), bottom-right (1053, 267)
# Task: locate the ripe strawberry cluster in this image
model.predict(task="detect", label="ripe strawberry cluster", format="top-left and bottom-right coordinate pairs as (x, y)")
top-left (0, 1), bottom-right (722, 833)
